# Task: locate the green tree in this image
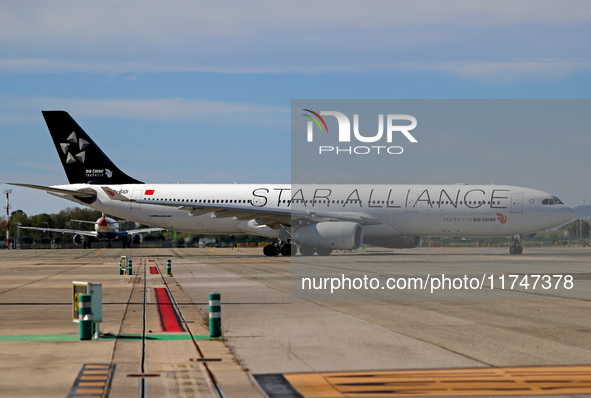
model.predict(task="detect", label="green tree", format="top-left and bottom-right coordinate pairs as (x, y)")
top-left (559, 219), bottom-right (590, 239)
top-left (9, 210), bottom-right (30, 241)
top-left (28, 213), bottom-right (54, 242)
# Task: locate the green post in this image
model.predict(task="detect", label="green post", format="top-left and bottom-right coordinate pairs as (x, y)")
top-left (79, 294), bottom-right (92, 340)
top-left (209, 292), bottom-right (221, 338)
top-left (127, 259), bottom-right (132, 275)
top-left (119, 258), bottom-right (124, 275)
top-left (166, 259), bottom-right (172, 276)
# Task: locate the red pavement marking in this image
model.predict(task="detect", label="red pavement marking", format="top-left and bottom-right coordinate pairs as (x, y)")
top-left (154, 288), bottom-right (184, 332)
top-left (150, 266), bottom-right (158, 274)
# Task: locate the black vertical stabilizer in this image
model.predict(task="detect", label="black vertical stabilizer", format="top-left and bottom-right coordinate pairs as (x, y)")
top-left (42, 111), bottom-right (143, 184)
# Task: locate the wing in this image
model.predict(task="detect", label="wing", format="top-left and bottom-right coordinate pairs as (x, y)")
top-left (117, 227), bottom-right (165, 236)
top-left (100, 187), bottom-right (383, 228)
top-left (70, 219), bottom-right (99, 225)
top-left (18, 226), bottom-right (97, 237)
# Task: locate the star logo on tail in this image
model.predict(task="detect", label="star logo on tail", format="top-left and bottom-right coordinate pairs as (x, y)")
top-left (60, 131), bottom-right (88, 164)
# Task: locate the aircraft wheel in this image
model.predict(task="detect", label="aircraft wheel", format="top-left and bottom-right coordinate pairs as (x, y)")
top-left (263, 243), bottom-right (280, 257)
top-left (510, 245), bottom-right (523, 255)
top-left (316, 248), bottom-right (333, 256)
top-left (299, 246), bottom-right (315, 256)
top-left (280, 243), bottom-right (296, 256)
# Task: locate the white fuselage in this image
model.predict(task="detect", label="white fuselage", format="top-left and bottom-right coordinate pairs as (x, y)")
top-left (51, 183), bottom-right (575, 241)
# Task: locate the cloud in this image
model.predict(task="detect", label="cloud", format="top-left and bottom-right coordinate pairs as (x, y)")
top-left (0, 95), bottom-right (288, 121)
top-left (437, 60), bottom-right (591, 82)
top-left (0, 1), bottom-right (590, 79)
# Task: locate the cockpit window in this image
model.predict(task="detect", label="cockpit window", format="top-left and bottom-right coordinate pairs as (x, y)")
top-left (542, 197), bottom-right (564, 205)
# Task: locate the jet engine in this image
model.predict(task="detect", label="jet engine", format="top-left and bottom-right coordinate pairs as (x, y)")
top-left (72, 234), bottom-right (85, 246)
top-left (364, 235), bottom-right (421, 248)
top-left (131, 233), bottom-right (143, 245)
top-left (294, 222), bottom-right (363, 250)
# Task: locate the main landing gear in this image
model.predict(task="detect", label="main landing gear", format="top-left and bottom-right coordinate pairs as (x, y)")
top-left (263, 242), bottom-right (297, 257)
top-left (509, 234), bottom-right (523, 255)
top-left (263, 242), bottom-right (334, 256)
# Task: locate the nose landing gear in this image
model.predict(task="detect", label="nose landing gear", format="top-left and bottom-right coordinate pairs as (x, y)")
top-left (509, 234), bottom-right (523, 255)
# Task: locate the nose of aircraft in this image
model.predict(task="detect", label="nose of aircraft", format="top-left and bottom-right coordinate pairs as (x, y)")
top-left (561, 205), bottom-right (576, 224)
top-left (98, 218), bottom-right (108, 227)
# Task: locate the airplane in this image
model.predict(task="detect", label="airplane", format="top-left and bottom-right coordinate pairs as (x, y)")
top-left (10, 111), bottom-right (575, 256)
top-left (18, 212), bottom-right (163, 248)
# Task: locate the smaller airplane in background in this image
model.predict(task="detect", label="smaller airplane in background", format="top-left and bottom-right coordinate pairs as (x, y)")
top-left (19, 213), bottom-right (163, 248)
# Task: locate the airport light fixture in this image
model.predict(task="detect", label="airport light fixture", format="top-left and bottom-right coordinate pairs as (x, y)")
top-left (4, 190), bottom-right (11, 249)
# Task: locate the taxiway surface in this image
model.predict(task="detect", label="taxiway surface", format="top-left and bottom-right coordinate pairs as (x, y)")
top-left (0, 246), bottom-right (590, 397)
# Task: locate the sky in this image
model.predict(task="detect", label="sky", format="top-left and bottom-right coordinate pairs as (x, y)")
top-left (1, 0), bottom-right (591, 216)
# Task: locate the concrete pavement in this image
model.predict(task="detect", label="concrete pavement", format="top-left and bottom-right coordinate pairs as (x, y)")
top-left (1, 246), bottom-right (591, 397)
top-left (0, 248), bottom-right (261, 398)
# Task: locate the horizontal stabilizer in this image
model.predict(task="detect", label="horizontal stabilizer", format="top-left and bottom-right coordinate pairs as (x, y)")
top-left (8, 183), bottom-right (96, 198)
